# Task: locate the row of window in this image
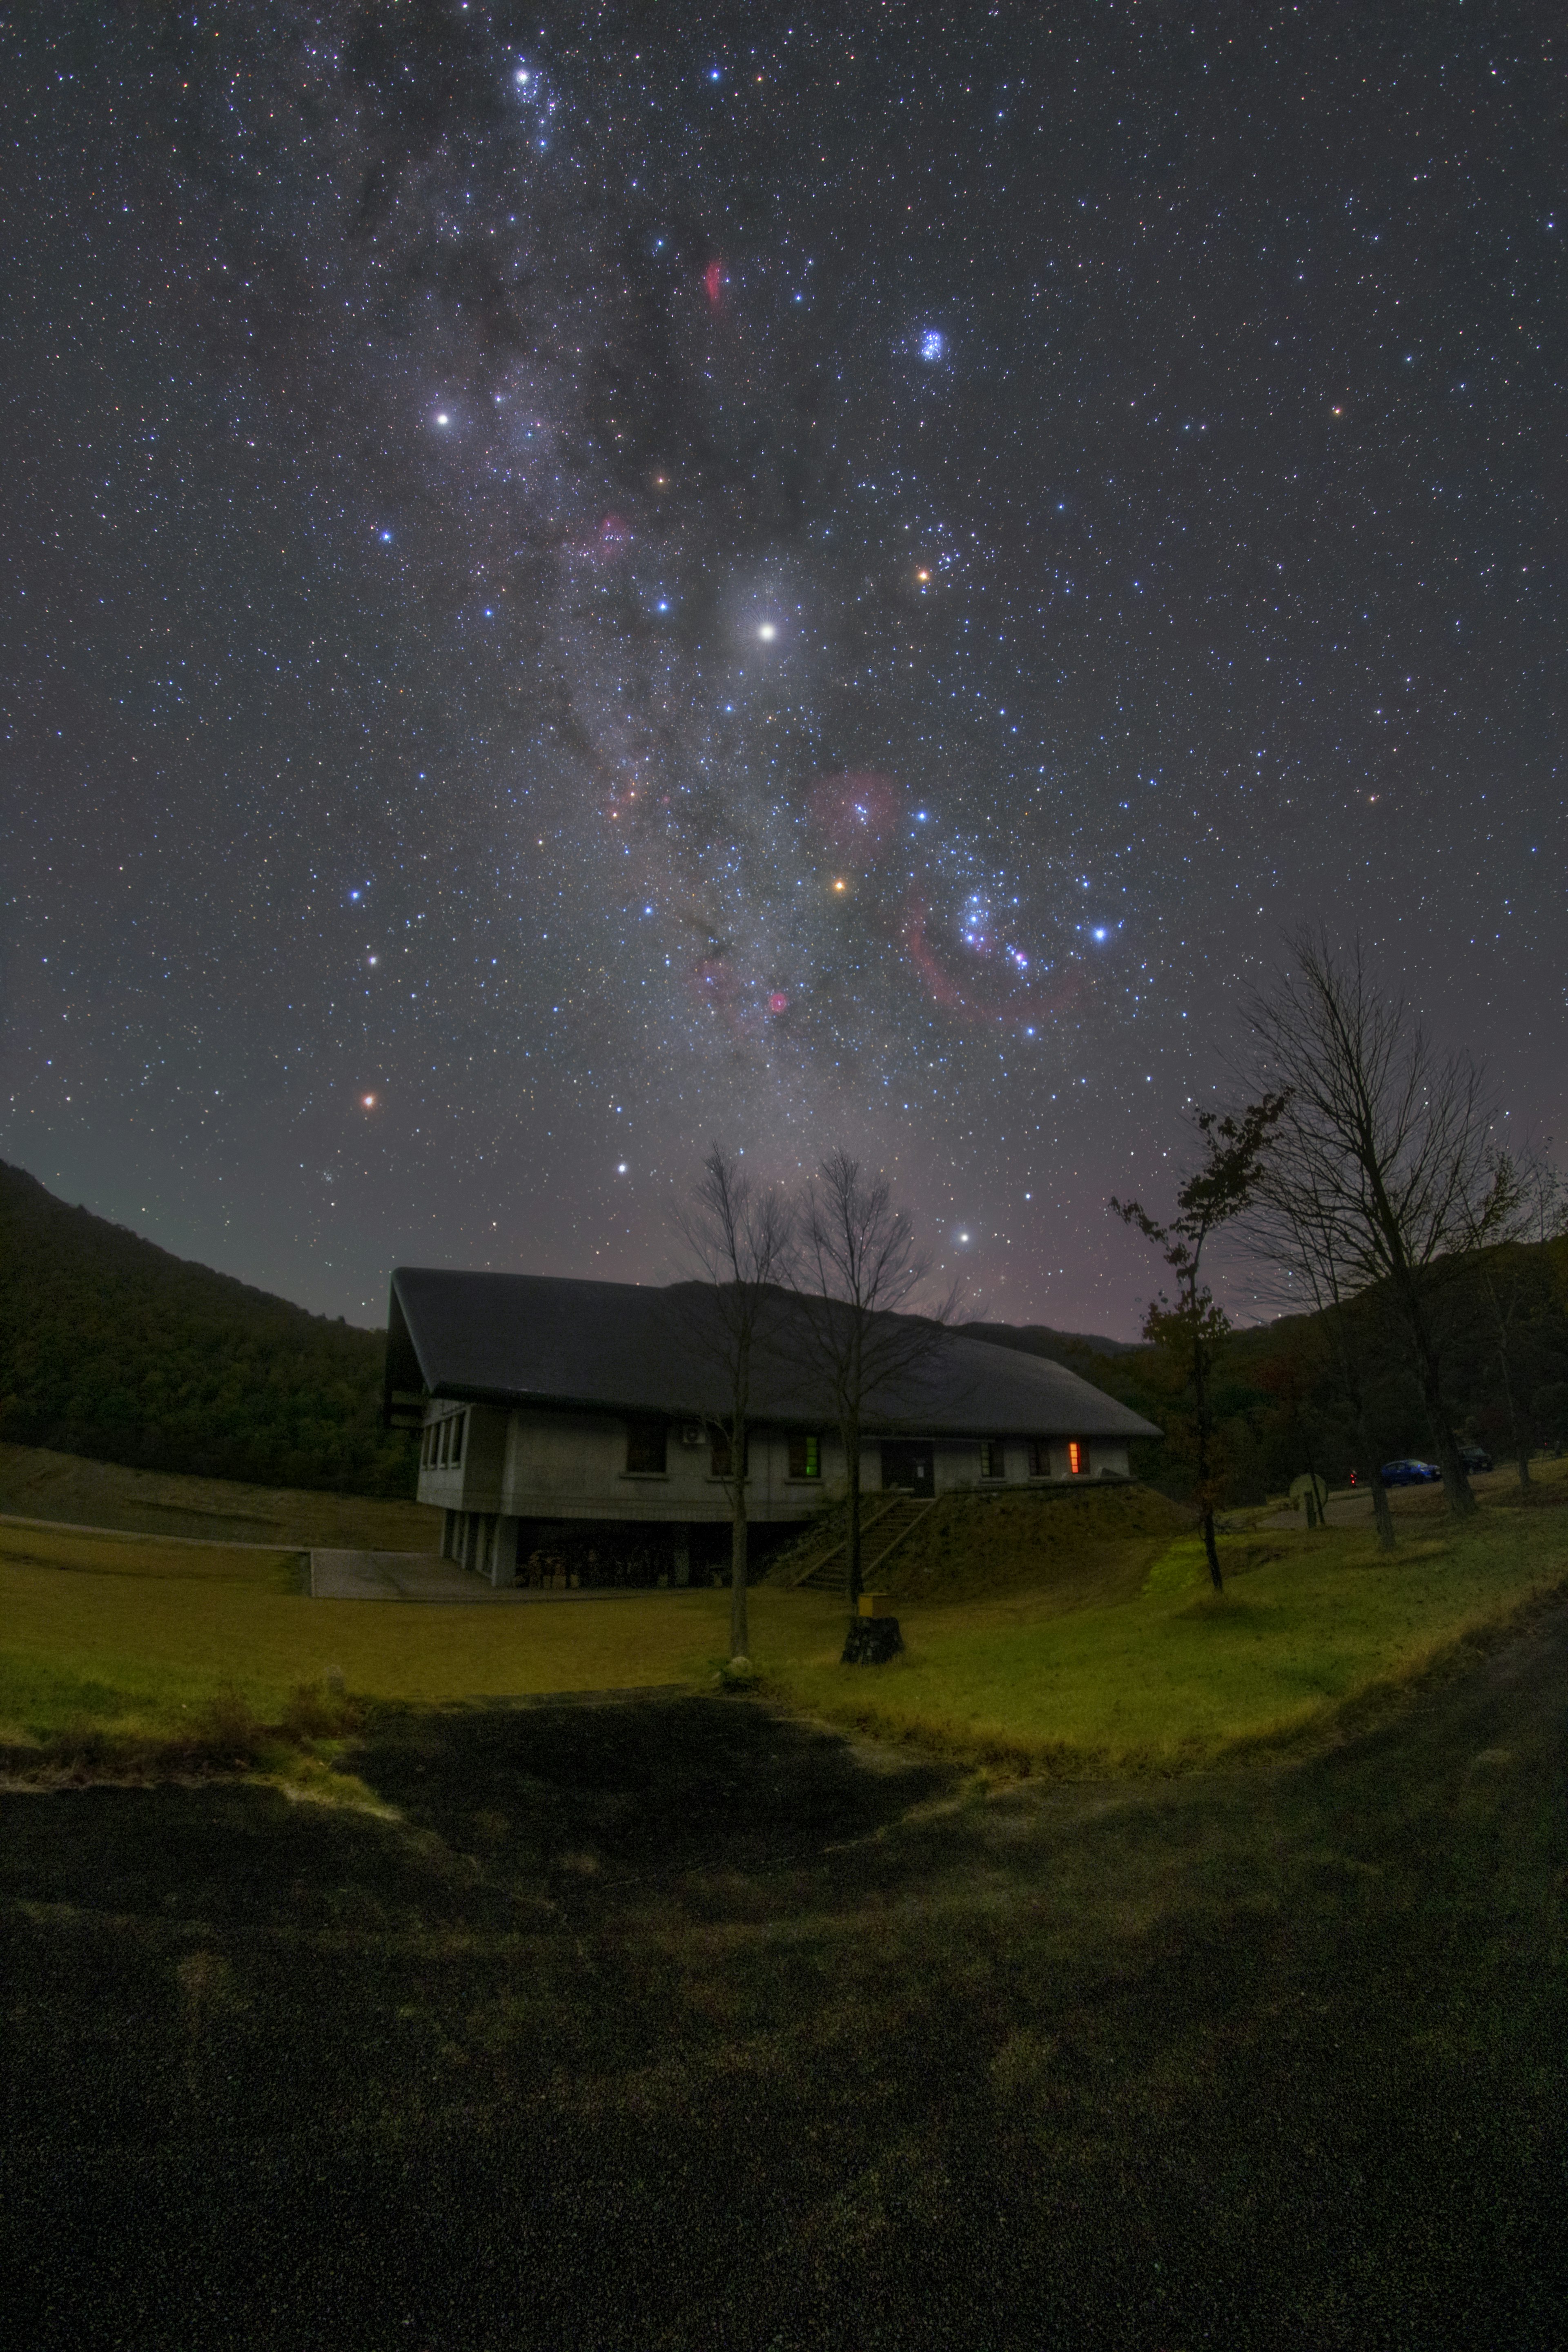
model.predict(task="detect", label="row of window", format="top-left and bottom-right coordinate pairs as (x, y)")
top-left (981, 1439), bottom-right (1089, 1479)
top-left (624, 1421), bottom-right (823, 1480)
top-left (628, 1424), bottom-right (1086, 1481)
top-left (420, 1411), bottom-right (466, 1471)
top-left (423, 1415), bottom-right (1088, 1481)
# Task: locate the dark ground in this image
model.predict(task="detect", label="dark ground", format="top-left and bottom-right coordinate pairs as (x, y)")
top-left (4, 1610), bottom-right (1567, 2350)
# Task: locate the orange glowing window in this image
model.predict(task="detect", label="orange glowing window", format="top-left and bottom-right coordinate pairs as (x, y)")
top-left (1067, 1441), bottom-right (1084, 1476)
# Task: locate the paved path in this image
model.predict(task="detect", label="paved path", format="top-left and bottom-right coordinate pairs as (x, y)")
top-left (308, 1550), bottom-right (671, 1601)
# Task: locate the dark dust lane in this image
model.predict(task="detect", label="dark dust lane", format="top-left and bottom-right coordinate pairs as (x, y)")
top-left (3, 1619), bottom-right (1566, 2352)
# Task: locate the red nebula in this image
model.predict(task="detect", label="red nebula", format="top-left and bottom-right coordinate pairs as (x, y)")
top-left (704, 258), bottom-right (723, 305)
top-left (901, 891), bottom-right (1086, 1031)
top-left (767, 991), bottom-right (790, 1013)
top-left (807, 770), bottom-right (902, 858)
top-left (599, 514), bottom-right (630, 552)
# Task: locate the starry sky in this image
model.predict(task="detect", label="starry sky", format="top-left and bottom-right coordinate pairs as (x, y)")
top-left (3, 2), bottom-right (1562, 1336)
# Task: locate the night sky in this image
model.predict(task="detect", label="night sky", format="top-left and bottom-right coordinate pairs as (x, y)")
top-left (3, 3), bottom-right (1562, 1336)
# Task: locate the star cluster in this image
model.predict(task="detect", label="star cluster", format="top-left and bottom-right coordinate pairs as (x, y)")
top-left (2, 4), bottom-right (1561, 1328)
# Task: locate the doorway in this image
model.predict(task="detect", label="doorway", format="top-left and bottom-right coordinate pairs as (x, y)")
top-left (880, 1441), bottom-right (935, 1496)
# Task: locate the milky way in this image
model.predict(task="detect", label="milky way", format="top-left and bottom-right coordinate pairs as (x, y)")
top-left (2, 4), bottom-right (1562, 1331)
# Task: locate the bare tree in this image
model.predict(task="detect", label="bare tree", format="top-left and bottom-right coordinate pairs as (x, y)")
top-left (673, 1145), bottom-right (794, 1662)
top-left (1113, 1097), bottom-right (1287, 1591)
top-left (1243, 1146), bottom-right (1401, 1550)
top-left (793, 1152), bottom-right (958, 1610)
top-left (1243, 932), bottom-right (1516, 1520)
top-left (1459, 1151), bottom-right (1568, 1492)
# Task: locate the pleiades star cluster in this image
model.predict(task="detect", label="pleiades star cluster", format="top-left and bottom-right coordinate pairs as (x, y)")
top-left (2, 4), bottom-right (1561, 1330)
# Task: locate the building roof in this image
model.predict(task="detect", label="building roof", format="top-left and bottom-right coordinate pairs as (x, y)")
top-left (384, 1268), bottom-right (1160, 1443)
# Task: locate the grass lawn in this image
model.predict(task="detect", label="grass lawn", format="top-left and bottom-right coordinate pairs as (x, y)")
top-left (2, 1466), bottom-right (1564, 1776)
top-left (767, 1485), bottom-right (1568, 1769)
top-left (0, 1437), bottom-right (441, 1549)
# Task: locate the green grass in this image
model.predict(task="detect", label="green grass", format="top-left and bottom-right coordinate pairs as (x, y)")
top-left (767, 1502), bottom-right (1568, 1771)
top-left (2, 1471), bottom-right (1564, 1780)
top-left (0, 1437), bottom-right (442, 1548)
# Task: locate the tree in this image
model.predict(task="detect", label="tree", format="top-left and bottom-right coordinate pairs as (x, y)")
top-left (1113, 1097), bottom-right (1287, 1590)
top-left (793, 1152), bottom-right (957, 1611)
top-left (1256, 1334), bottom-right (1330, 1526)
top-left (672, 1145), bottom-right (794, 1662)
top-left (1242, 1124), bottom-right (1403, 1551)
top-left (1243, 933), bottom-right (1515, 1521)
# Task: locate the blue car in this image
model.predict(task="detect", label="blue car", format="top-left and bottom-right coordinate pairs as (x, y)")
top-left (1381, 1459), bottom-right (1442, 1486)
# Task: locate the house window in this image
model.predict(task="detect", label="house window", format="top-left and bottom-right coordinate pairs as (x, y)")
top-left (709, 1428), bottom-right (749, 1479)
top-left (978, 1439), bottom-right (1006, 1480)
top-left (788, 1432), bottom-right (821, 1480)
top-left (1027, 1439), bottom-right (1048, 1478)
top-left (1068, 1440), bottom-right (1085, 1477)
top-left (437, 1419), bottom-right (450, 1468)
top-left (450, 1412), bottom-right (465, 1468)
top-left (625, 1417), bottom-right (668, 1475)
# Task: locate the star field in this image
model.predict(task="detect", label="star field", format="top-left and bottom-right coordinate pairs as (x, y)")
top-left (2, 3), bottom-right (1562, 1330)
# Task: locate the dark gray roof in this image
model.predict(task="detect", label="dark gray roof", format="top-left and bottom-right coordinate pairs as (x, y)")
top-left (385, 1269), bottom-right (1160, 1442)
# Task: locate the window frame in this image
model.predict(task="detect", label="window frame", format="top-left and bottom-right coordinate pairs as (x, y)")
top-left (978, 1438), bottom-right (1007, 1481)
top-left (623, 1416), bottom-right (669, 1477)
top-left (708, 1426), bottom-right (750, 1481)
top-left (787, 1431), bottom-right (822, 1481)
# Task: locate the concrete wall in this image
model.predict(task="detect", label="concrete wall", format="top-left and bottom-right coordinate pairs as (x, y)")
top-left (417, 1407), bottom-right (1134, 1540)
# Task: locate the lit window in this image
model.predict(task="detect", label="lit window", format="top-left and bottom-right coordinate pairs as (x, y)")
top-left (1068, 1440), bottom-right (1085, 1476)
top-left (978, 1439), bottom-right (1006, 1480)
top-left (788, 1432), bottom-right (821, 1479)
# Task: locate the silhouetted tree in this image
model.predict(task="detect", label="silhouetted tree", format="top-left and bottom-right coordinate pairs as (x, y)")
top-left (1243, 933), bottom-right (1516, 1521)
top-left (673, 1145), bottom-right (794, 1662)
top-left (793, 1152), bottom-right (957, 1610)
top-left (1113, 1096), bottom-right (1287, 1590)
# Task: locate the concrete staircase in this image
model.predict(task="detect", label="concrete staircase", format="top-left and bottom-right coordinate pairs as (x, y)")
top-left (782, 1494), bottom-right (933, 1593)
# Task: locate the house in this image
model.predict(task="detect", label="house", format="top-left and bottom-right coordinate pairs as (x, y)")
top-left (383, 1268), bottom-right (1163, 1586)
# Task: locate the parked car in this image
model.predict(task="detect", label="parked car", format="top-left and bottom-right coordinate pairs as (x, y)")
top-left (1459, 1445), bottom-right (1493, 1474)
top-left (1381, 1459), bottom-right (1442, 1486)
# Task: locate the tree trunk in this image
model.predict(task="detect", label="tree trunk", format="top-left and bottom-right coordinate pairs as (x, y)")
top-left (1369, 1470), bottom-right (1396, 1550)
top-left (1192, 1327), bottom-right (1223, 1591)
top-left (1399, 1283), bottom-right (1476, 1519)
top-left (1331, 1320), bottom-right (1395, 1552)
top-left (729, 1494), bottom-right (749, 1660)
top-left (844, 1419), bottom-right (863, 1608)
top-left (1301, 1425), bottom-right (1324, 1529)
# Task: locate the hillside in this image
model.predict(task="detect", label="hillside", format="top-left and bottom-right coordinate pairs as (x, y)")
top-left (0, 1440), bottom-right (439, 1549)
top-left (0, 1162), bottom-right (416, 1497)
top-left (966, 1243), bottom-right (1568, 1506)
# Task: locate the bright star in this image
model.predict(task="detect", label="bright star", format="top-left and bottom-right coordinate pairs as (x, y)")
top-left (757, 622), bottom-right (777, 641)
top-left (434, 412), bottom-right (450, 426)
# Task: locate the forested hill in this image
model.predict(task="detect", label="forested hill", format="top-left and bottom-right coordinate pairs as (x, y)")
top-left (0, 1162), bottom-right (416, 1496)
top-left (960, 1321), bottom-right (1138, 1363)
